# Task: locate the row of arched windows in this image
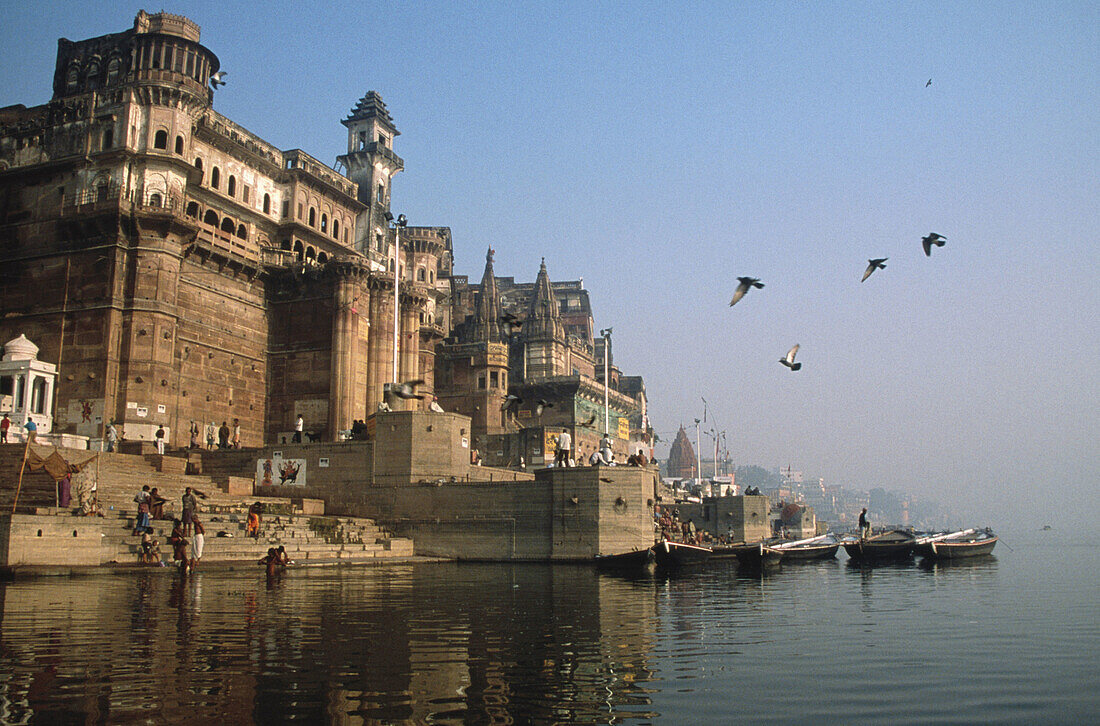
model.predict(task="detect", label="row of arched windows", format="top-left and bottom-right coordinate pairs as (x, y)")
top-left (303, 204), bottom-right (349, 244)
top-left (193, 157), bottom-right (275, 217)
top-left (280, 239), bottom-right (328, 264)
top-left (186, 201), bottom-right (248, 241)
top-left (153, 129), bottom-right (186, 155)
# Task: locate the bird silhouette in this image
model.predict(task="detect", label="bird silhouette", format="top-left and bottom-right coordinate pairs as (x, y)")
top-left (922, 233), bottom-right (946, 257)
top-left (501, 394), bottom-right (522, 413)
top-left (209, 71), bottom-right (228, 88)
top-left (580, 413), bottom-right (598, 427)
top-left (862, 258), bottom-right (888, 282)
top-left (384, 379), bottom-right (425, 408)
top-left (500, 312), bottom-right (522, 337)
top-left (926, 78), bottom-right (932, 87)
top-left (429, 398), bottom-right (444, 413)
top-left (729, 277), bottom-right (764, 306)
top-left (535, 399), bottom-right (553, 417)
top-left (779, 344), bottom-right (802, 371)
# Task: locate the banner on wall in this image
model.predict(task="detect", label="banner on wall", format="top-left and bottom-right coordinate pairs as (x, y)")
top-left (256, 456), bottom-right (307, 487)
top-left (617, 417), bottom-right (630, 440)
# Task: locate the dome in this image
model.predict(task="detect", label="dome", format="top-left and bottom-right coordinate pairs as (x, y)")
top-left (2, 334), bottom-right (38, 362)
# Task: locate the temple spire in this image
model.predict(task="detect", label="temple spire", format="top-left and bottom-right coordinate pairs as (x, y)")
top-left (471, 247), bottom-right (502, 342)
top-left (525, 257), bottom-right (563, 341)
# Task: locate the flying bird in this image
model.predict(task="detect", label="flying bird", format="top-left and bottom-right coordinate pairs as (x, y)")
top-left (500, 312), bottom-right (522, 337)
top-left (926, 78), bottom-right (932, 87)
top-left (580, 413), bottom-right (598, 427)
top-left (501, 394), bottom-right (522, 413)
top-left (921, 233), bottom-right (946, 257)
top-left (779, 344), bottom-right (802, 371)
top-left (535, 399), bottom-right (553, 417)
top-left (384, 379), bottom-right (425, 407)
top-left (209, 71), bottom-right (228, 88)
top-left (429, 398), bottom-right (444, 413)
top-left (729, 277), bottom-right (764, 306)
top-left (861, 258), bottom-right (888, 282)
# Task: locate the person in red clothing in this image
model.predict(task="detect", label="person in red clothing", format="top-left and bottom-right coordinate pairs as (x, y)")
top-left (0, 413), bottom-right (10, 443)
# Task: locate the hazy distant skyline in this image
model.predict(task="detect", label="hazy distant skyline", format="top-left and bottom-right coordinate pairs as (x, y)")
top-left (2, 1), bottom-right (1096, 529)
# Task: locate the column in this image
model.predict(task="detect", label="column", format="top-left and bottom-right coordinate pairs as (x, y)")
top-left (328, 271), bottom-right (359, 441)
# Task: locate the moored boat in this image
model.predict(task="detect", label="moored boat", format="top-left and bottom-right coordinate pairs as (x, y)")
top-left (730, 541), bottom-right (783, 568)
top-left (595, 546), bottom-right (655, 569)
top-left (842, 529), bottom-right (916, 561)
top-left (915, 528), bottom-right (997, 559)
top-left (653, 539), bottom-right (712, 568)
top-left (771, 534), bottom-right (840, 561)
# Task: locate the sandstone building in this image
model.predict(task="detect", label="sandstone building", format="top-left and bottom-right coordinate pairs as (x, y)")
top-left (0, 10), bottom-right (650, 459)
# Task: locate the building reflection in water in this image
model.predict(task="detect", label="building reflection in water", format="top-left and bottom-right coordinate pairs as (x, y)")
top-left (0, 563), bottom-right (660, 724)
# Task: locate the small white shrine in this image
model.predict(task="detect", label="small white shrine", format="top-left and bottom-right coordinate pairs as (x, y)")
top-left (0, 334), bottom-right (56, 439)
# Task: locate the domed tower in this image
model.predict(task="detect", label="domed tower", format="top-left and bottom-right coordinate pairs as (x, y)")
top-left (337, 92), bottom-right (404, 264)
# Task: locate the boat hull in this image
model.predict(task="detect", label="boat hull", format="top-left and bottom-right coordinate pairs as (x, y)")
top-left (917, 537), bottom-right (997, 560)
top-left (730, 543), bottom-right (783, 568)
top-left (653, 540), bottom-right (711, 568)
top-left (843, 532), bottom-right (916, 561)
top-left (777, 543), bottom-right (840, 561)
top-left (595, 547), bottom-right (655, 569)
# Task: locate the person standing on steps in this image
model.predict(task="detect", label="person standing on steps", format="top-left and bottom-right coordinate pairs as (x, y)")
top-left (1, 413), bottom-right (10, 443)
top-left (181, 487), bottom-right (198, 536)
top-left (232, 418), bottom-right (241, 449)
top-left (106, 421), bottom-right (118, 452)
top-left (155, 425), bottom-right (166, 455)
top-left (293, 414), bottom-right (304, 443)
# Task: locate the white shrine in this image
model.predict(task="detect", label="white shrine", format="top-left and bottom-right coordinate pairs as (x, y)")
top-left (0, 334), bottom-right (56, 441)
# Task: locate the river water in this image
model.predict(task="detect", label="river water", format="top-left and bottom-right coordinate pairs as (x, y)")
top-left (0, 528), bottom-right (1095, 724)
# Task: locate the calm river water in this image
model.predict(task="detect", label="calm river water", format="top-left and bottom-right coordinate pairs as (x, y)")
top-left (0, 528), bottom-right (1096, 724)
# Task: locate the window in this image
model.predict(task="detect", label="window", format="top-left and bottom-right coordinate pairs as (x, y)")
top-left (106, 58), bottom-right (120, 85)
top-left (477, 375), bottom-right (486, 390)
top-left (321, 214), bottom-right (328, 233)
top-left (358, 131), bottom-right (366, 150)
top-left (186, 201), bottom-right (199, 217)
top-left (66, 65), bottom-right (79, 91)
top-left (379, 134), bottom-right (387, 146)
top-left (102, 128), bottom-right (113, 150)
top-left (194, 157), bottom-right (203, 171)
top-left (294, 240), bottom-right (304, 261)
top-left (174, 135), bottom-right (184, 154)
top-left (297, 203), bottom-right (302, 219)
top-left (263, 194), bottom-right (271, 215)
top-left (282, 201), bottom-right (289, 218)
top-left (376, 183), bottom-right (384, 204)
top-left (343, 229), bottom-right (348, 244)
top-left (227, 175), bottom-right (236, 196)
top-left (490, 371), bottom-right (499, 388)
top-left (220, 218), bottom-right (235, 234)
top-left (148, 192), bottom-right (162, 207)
top-left (376, 233), bottom-right (384, 252)
top-left (308, 207), bottom-right (316, 227)
top-left (153, 130), bottom-right (168, 149)
top-left (242, 186), bottom-right (250, 204)
top-left (332, 219), bottom-right (339, 238)
top-left (236, 224), bottom-right (247, 239)
top-left (417, 268), bottom-right (425, 281)
top-left (211, 167), bottom-right (220, 189)
top-left (429, 271), bottom-right (435, 283)
top-left (203, 210), bottom-right (218, 226)
top-left (96, 184), bottom-right (109, 203)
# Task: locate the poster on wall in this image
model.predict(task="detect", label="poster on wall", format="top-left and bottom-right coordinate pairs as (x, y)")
top-left (256, 456), bottom-right (307, 487)
top-left (617, 417), bottom-right (630, 440)
top-left (66, 398), bottom-right (104, 437)
top-left (543, 430), bottom-right (561, 456)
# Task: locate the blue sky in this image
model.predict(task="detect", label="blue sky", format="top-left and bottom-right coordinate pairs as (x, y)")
top-left (2, 1), bottom-right (1097, 528)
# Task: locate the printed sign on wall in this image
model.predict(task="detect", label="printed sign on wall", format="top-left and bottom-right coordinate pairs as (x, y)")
top-left (617, 417), bottom-right (630, 440)
top-left (256, 456), bottom-right (307, 487)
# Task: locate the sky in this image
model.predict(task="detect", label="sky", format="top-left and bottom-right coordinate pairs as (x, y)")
top-left (2, 1), bottom-right (1097, 529)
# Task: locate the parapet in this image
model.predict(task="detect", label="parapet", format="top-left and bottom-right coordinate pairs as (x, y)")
top-left (133, 10), bottom-right (201, 43)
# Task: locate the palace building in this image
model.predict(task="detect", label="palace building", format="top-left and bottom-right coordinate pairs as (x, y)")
top-left (0, 10), bottom-right (651, 462)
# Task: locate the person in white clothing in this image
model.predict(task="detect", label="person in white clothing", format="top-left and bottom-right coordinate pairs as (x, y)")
top-left (554, 431), bottom-right (573, 467)
top-left (293, 414), bottom-right (304, 443)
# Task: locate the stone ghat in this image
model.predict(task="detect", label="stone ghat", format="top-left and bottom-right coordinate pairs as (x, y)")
top-left (0, 444), bottom-right (415, 574)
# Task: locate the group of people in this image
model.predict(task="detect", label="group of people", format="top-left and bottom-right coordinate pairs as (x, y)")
top-left (259, 546), bottom-right (292, 577)
top-left (551, 433), bottom-right (655, 468)
top-left (655, 506), bottom-right (707, 545)
top-left (0, 412), bottom-right (39, 444)
top-left (191, 419), bottom-right (241, 450)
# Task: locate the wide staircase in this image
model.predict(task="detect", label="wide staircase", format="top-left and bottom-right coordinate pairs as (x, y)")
top-left (0, 443), bottom-right (413, 567)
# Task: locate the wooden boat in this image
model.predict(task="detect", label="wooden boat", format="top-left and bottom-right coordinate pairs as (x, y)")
top-left (842, 529), bottom-right (916, 561)
top-left (708, 544), bottom-right (743, 560)
top-left (728, 542), bottom-right (784, 568)
top-left (595, 546), bottom-right (655, 569)
top-left (915, 528), bottom-right (997, 559)
top-left (653, 539), bottom-right (712, 568)
top-left (771, 534), bottom-right (840, 561)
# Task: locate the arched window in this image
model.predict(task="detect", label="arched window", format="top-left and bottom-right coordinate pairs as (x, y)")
top-left (281, 239), bottom-right (291, 250)
top-left (194, 157), bottom-right (203, 170)
top-left (227, 176), bottom-right (236, 196)
top-left (148, 192), bottom-right (162, 207)
top-left (318, 252), bottom-right (328, 263)
top-left (332, 219), bottom-right (340, 238)
top-left (429, 271), bottom-right (435, 283)
top-left (174, 135), bottom-right (184, 154)
top-left (417, 268), bottom-right (425, 281)
top-left (306, 247), bottom-right (316, 262)
top-left (376, 183), bottom-right (384, 204)
top-left (321, 214), bottom-right (328, 233)
top-left (185, 201), bottom-right (199, 218)
top-left (236, 224), bottom-right (247, 239)
top-left (210, 167), bottom-right (220, 189)
top-left (85, 61), bottom-right (100, 89)
top-left (220, 218), bottom-right (235, 234)
top-left (293, 240), bottom-right (304, 261)
top-left (203, 209), bottom-right (218, 226)
top-left (344, 229), bottom-right (348, 244)
top-left (263, 194), bottom-right (271, 214)
top-left (66, 65), bottom-right (79, 92)
top-left (153, 130), bottom-right (168, 149)
top-left (308, 207), bottom-right (316, 227)
top-left (106, 58), bottom-right (120, 85)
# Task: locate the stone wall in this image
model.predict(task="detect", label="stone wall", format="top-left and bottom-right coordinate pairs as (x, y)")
top-left (675, 494), bottom-right (771, 542)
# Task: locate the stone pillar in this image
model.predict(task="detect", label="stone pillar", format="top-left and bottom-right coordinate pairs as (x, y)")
top-left (399, 302), bottom-right (419, 405)
top-left (328, 271), bottom-right (359, 441)
top-left (365, 280), bottom-right (395, 413)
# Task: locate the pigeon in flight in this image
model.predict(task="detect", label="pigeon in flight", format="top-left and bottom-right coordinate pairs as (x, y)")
top-left (500, 312), bottom-right (522, 337)
top-left (501, 394), bottom-right (522, 413)
top-left (779, 344), bottom-right (802, 371)
top-left (862, 258), bottom-right (888, 282)
top-left (429, 397), bottom-right (445, 413)
top-left (384, 379), bottom-right (425, 407)
top-left (926, 78), bottom-right (932, 87)
top-left (535, 399), bottom-right (554, 417)
top-left (729, 277), bottom-right (764, 306)
top-left (209, 71), bottom-right (228, 88)
top-left (580, 413), bottom-right (597, 427)
top-left (922, 233), bottom-right (946, 257)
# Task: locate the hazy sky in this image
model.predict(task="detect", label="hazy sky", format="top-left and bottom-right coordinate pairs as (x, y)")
top-left (2, 1), bottom-right (1097, 528)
